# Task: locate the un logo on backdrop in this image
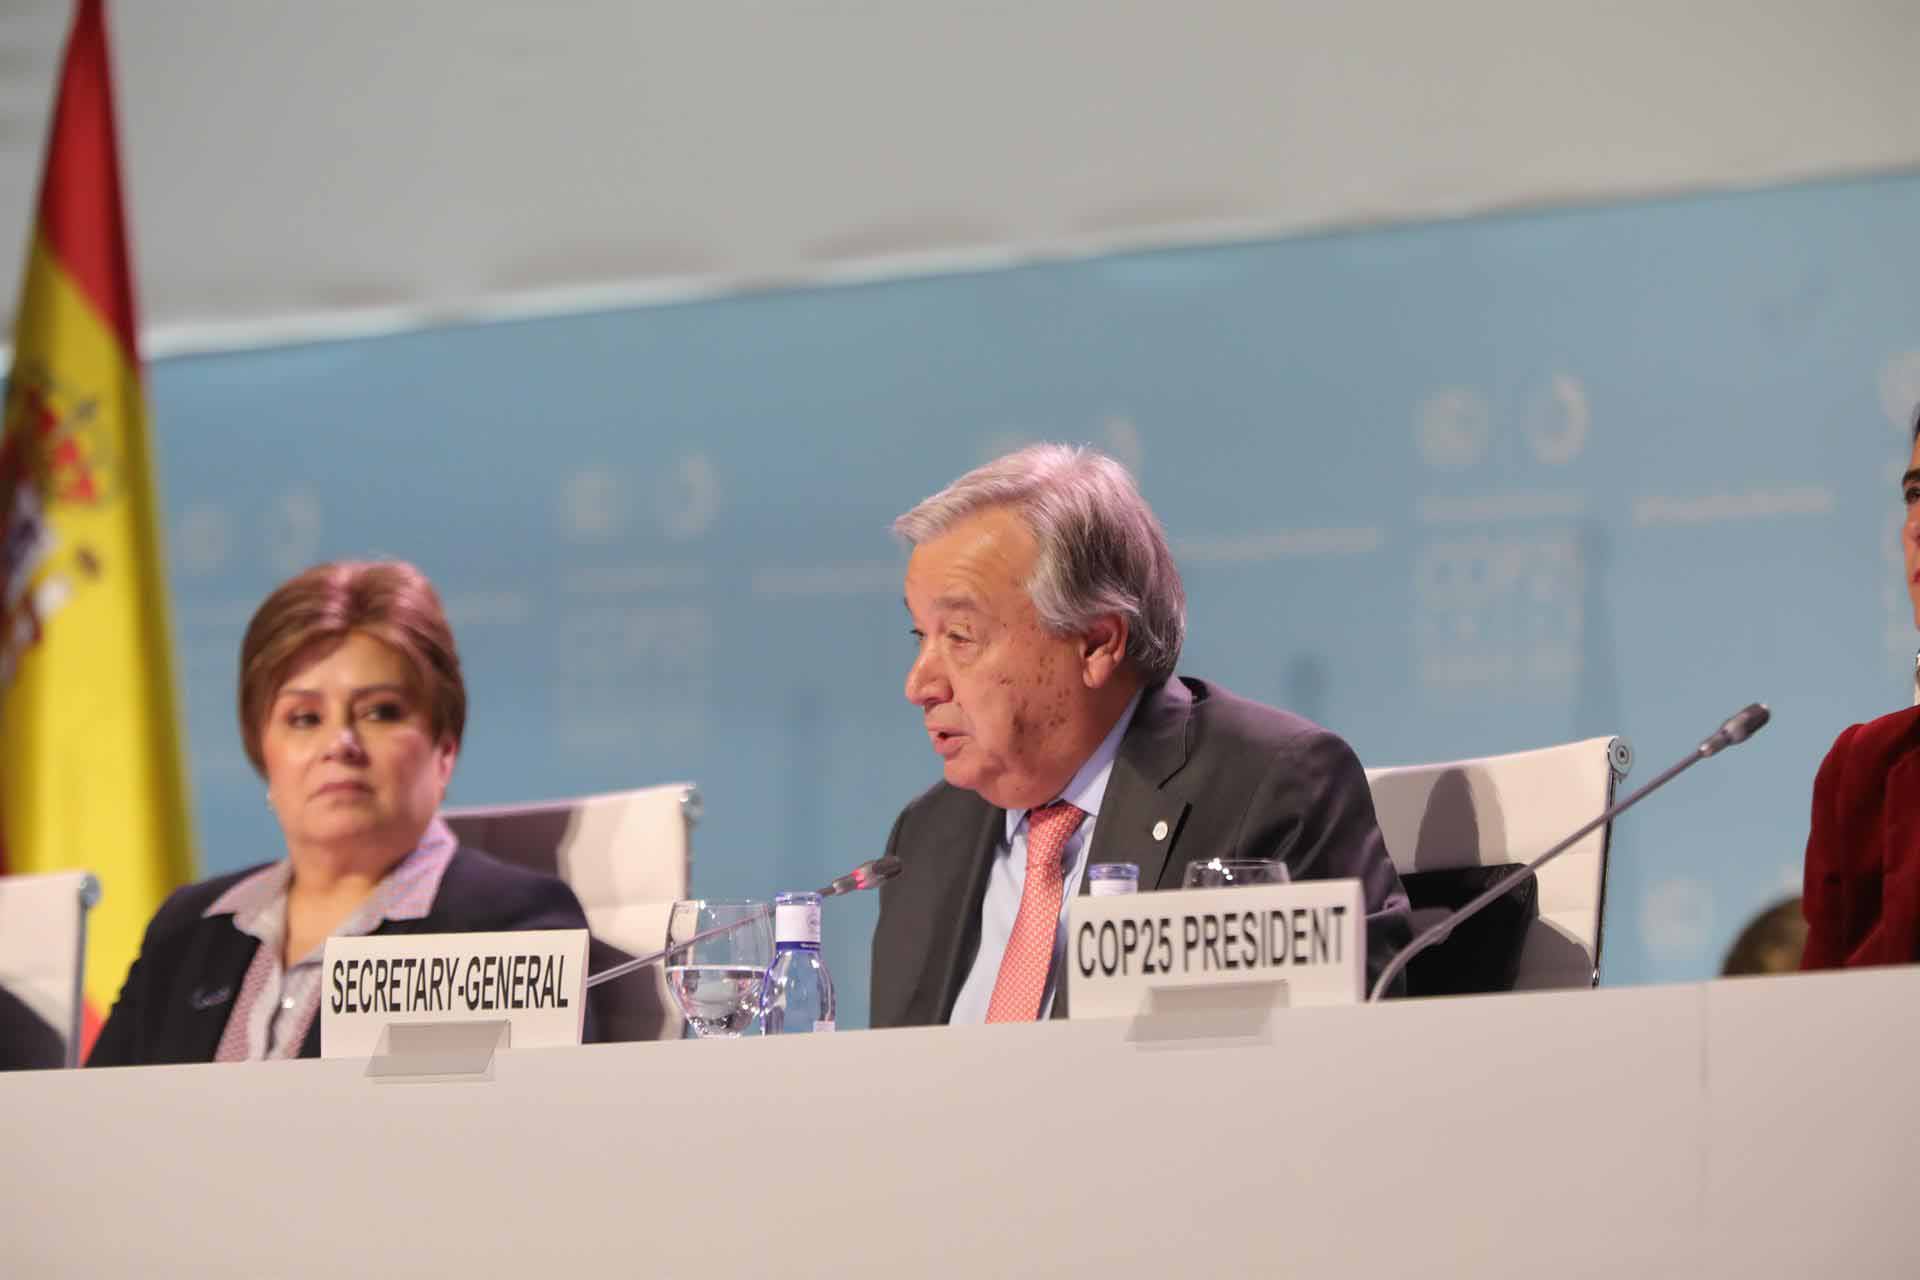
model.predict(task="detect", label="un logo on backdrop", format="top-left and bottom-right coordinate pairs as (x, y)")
top-left (1415, 389), bottom-right (1491, 469)
top-left (1411, 372), bottom-right (1595, 482)
top-left (559, 454), bottom-right (721, 545)
top-left (656, 453), bottom-right (720, 542)
top-left (265, 492), bottom-right (323, 576)
top-left (561, 467), bottom-right (627, 543)
top-left (1524, 374), bottom-right (1590, 467)
top-left (1418, 376), bottom-right (1590, 471)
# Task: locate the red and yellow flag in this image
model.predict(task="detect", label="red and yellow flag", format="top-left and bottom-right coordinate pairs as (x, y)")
top-left (0, 0), bottom-right (194, 1055)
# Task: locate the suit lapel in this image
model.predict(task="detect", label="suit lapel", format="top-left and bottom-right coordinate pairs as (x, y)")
top-left (1088, 679), bottom-right (1194, 892)
top-left (295, 908), bottom-right (445, 1058)
top-left (178, 924), bottom-right (262, 1063)
top-left (1056, 681), bottom-right (1194, 1020)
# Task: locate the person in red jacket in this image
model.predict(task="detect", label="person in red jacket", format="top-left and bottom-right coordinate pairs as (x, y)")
top-left (1801, 416), bottom-right (1920, 968)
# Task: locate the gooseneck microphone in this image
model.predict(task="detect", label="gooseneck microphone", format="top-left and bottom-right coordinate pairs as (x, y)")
top-left (816, 855), bottom-right (903, 899)
top-left (1365, 703), bottom-right (1771, 1004)
top-left (1698, 702), bottom-right (1771, 756)
top-left (584, 855), bottom-right (904, 990)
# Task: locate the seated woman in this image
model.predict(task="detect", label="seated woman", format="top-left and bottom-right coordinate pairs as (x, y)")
top-left (89, 561), bottom-right (590, 1065)
top-left (1801, 415), bottom-right (1920, 969)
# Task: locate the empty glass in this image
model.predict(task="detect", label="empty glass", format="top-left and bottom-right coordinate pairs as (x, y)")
top-left (663, 899), bottom-right (774, 1037)
top-left (1182, 858), bottom-right (1290, 889)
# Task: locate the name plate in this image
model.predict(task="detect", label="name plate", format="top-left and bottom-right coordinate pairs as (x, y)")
top-left (1067, 879), bottom-right (1364, 1019)
top-left (321, 929), bottom-right (589, 1059)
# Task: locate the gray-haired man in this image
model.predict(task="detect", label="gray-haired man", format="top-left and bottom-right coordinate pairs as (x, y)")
top-left (870, 444), bottom-right (1411, 1027)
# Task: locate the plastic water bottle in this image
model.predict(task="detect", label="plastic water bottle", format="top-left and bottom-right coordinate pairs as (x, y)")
top-left (762, 891), bottom-right (835, 1033)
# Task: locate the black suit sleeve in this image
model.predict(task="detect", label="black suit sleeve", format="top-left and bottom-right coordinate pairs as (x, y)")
top-left (1235, 726), bottom-right (1412, 997)
top-left (492, 875), bottom-right (592, 934)
top-left (83, 946), bottom-right (145, 1068)
top-left (85, 883), bottom-right (201, 1068)
top-left (518, 879), bottom-right (603, 1044)
top-left (868, 801), bottom-right (916, 1027)
top-left (464, 868), bottom-right (600, 1044)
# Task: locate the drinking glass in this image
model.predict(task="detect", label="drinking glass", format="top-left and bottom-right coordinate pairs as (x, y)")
top-left (1182, 858), bottom-right (1290, 889)
top-left (663, 899), bottom-right (774, 1037)
top-left (1087, 862), bottom-right (1141, 896)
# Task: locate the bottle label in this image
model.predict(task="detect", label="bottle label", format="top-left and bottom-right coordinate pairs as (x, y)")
top-left (775, 900), bottom-right (822, 945)
top-left (1089, 877), bottom-right (1137, 896)
top-left (813, 1020), bottom-right (835, 1033)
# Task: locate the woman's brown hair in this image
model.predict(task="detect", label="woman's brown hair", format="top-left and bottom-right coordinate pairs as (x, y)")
top-left (236, 561), bottom-right (465, 774)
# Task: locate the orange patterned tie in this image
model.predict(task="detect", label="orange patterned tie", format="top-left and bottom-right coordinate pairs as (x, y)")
top-left (986, 800), bottom-right (1087, 1023)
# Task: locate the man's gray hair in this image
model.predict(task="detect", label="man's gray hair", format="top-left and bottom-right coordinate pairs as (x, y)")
top-left (894, 443), bottom-right (1186, 684)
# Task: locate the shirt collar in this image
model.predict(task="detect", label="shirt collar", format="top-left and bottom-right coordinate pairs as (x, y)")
top-left (204, 816), bottom-right (459, 939)
top-left (1004, 686), bottom-right (1145, 843)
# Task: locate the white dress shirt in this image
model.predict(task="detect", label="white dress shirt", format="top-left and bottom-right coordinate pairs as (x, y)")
top-left (949, 688), bottom-right (1144, 1024)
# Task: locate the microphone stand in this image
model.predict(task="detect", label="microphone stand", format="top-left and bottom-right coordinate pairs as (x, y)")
top-left (1365, 704), bottom-right (1769, 1003)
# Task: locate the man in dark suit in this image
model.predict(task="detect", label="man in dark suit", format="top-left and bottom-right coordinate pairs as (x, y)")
top-left (871, 444), bottom-right (1410, 1028)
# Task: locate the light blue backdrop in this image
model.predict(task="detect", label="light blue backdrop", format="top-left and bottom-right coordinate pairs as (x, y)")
top-left (149, 172), bottom-right (1920, 1028)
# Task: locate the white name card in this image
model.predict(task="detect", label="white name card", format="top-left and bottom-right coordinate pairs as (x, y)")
top-left (321, 929), bottom-right (589, 1059)
top-left (1067, 879), bottom-right (1364, 1019)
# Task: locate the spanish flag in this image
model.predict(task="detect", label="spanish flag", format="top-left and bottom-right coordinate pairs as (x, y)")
top-left (0, 0), bottom-right (194, 1055)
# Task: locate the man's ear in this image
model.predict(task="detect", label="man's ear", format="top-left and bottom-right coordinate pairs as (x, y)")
top-left (1081, 614), bottom-right (1130, 689)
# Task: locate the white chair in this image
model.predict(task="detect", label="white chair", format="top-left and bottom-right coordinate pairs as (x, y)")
top-left (1365, 737), bottom-right (1631, 992)
top-left (441, 783), bottom-right (698, 1041)
top-left (0, 870), bottom-right (101, 1068)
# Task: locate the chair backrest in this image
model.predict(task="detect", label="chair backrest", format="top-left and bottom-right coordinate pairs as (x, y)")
top-left (0, 870), bottom-right (101, 1068)
top-left (441, 783), bottom-right (698, 1041)
top-left (1364, 737), bottom-right (1630, 991)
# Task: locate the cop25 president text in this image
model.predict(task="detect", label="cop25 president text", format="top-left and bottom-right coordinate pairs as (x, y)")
top-left (1075, 904), bottom-right (1350, 981)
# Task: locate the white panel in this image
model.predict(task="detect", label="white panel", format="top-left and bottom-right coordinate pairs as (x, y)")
top-left (582, 902), bottom-right (669, 960)
top-left (558, 786), bottom-right (692, 908)
top-left (0, 1), bottom-right (1914, 353)
top-left (0, 869), bottom-right (92, 1054)
top-left (1704, 967), bottom-right (1920, 1275)
top-left (1366, 736), bottom-right (1619, 980)
top-left (442, 782), bottom-right (692, 914)
top-left (3, 983), bottom-right (1704, 1275)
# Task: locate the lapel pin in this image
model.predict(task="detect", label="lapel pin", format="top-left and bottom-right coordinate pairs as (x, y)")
top-left (1151, 820), bottom-right (1168, 842)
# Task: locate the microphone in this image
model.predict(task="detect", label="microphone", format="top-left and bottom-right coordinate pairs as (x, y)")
top-left (583, 854), bottom-right (904, 990)
top-left (1699, 703), bottom-right (1770, 757)
top-left (817, 855), bottom-right (902, 899)
top-left (1365, 703), bottom-right (1770, 1004)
